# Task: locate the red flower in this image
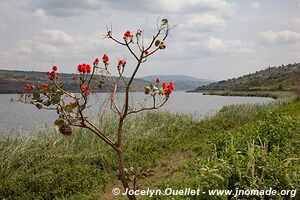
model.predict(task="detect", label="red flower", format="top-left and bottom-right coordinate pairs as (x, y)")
top-left (78, 63), bottom-right (90, 73)
top-left (69, 101), bottom-right (76, 105)
top-left (77, 64), bottom-right (83, 73)
top-left (168, 81), bottom-right (175, 90)
top-left (156, 78), bottom-right (160, 84)
top-left (48, 70), bottom-right (58, 80)
top-left (144, 50), bottom-right (149, 55)
top-left (46, 71), bottom-right (51, 75)
top-left (81, 84), bottom-right (90, 92)
top-left (118, 59), bottom-right (126, 66)
top-left (52, 65), bottom-right (58, 71)
top-left (124, 30), bottom-right (133, 38)
top-left (102, 54), bottom-right (109, 64)
top-left (82, 63), bottom-right (87, 73)
top-left (164, 87), bottom-right (172, 96)
top-left (25, 83), bottom-right (34, 90)
top-left (93, 57), bottom-right (99, 65)
top-left (41, 83), bottom-right (49, 88)
top-left (72, 76), bottom-right (76, 80)
top-left (162, 82), bottom-right (167, 89)
top-left (86, 64), bottom-right (91, 73)
top-left (162, 81), bottom-right (175, 96)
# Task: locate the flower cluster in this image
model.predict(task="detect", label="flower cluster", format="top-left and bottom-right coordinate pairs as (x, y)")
top-left (77, 63), bottom-right (91, 74)
top-left (46, 65), bottom-right (59, 80)
top-left (144, 78), bottom-right (175, 97)
top-left (117, 59), bottom-right (126, 72)
top-left (162, 81), bottom-right (174, 96)
top-left (81, 84), bottom-right (90, 96)
top-left (155, 78), bottom-right (160, 84)
top-left (40, 83), bottom-right (49, 88)
top-left (124, 30), bottom-right (133, 38)
top-left (102, 54), bottom-right (109, 65)
top-left (24, 83), bottom-right (34, 91)
top-left (93, 57), bottom-right (99, 65)
top-left (136, 29), bottom-right (143, 37)
top-left (123, 30), bottom-right (133, 42)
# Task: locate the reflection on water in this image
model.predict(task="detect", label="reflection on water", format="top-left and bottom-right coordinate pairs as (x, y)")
top-left (0, 92), bottom-right (273, 133)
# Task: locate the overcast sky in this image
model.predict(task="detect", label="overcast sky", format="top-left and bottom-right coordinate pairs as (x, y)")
top-left (0, 0), bottom-right (300, 80)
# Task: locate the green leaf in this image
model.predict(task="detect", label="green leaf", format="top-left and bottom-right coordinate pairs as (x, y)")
top-left (149, 83), bottom-right (154, 90)
top-left (51, 94), bottom-right (61, 105)
top-left (57, 91), bottom-right (64, 96)
top-left (32, 91), bottom-right (40, 100)
top-left (64, 104), bottom-right (73, 113)
top-left (144, 87), bottom-right (150, 95)
top-left (50, 85), bottom-right (57, 93)
top-left (54, 118), bottom-right (64, 127)
top-left (211, 173), bottom-right (224, 182)
top-left (35, 103), bottom-right (42, 109)
top-left (43, 100), bottom-right (51, 107)
top-left (136, 174), bottom-right (146, 179)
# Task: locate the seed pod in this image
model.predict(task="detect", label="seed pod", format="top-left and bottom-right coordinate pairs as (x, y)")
top-left (59, 124), bottom-right (73, 136)
top-left (155, 40), bottom-right (161, 47)
top-left (161, 19), bottom-right (168, 25)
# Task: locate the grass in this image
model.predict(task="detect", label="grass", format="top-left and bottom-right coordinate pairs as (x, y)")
top-left (200, 90), bottom-right (296, 99)
top-left (1, 98), bottom-right (300, 199)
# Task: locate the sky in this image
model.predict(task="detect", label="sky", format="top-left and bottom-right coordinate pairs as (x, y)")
top-left (0, 0), bottom-right (300, 81)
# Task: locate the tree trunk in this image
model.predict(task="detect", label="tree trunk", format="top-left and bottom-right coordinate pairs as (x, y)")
top-left (116, 149), bottom-right (137, 200)
top-left (115, 116), bottom-right (136, 200)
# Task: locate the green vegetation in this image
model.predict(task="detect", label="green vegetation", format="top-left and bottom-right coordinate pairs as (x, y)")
top-left (0, 69), bottom-right (149, 94)
top-left (201, 90), bottom-right (296, 99)
top-left (1, 98), bottom-right (300, 199)
top-left (192, 63), bottom-right (300, 95)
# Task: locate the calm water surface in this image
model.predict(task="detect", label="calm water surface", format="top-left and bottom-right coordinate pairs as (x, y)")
top-left (0, 92), bottom-right (273, 133)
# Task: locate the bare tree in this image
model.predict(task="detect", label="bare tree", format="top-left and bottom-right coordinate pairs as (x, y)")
top-left (18, 19), bottom-right (174, 200)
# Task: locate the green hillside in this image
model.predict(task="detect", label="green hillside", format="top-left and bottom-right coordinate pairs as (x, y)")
top-left (0, 69), bottom-right (149, 94)
top-left (192, 63), bottom-right (300, 93)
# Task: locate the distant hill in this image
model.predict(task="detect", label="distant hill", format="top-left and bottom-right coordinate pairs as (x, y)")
top-left (192, 63), bottom-right (300, 92)
top-left (0, 69), bottom-right (149, 94)
top-left (139, 75), bottom-right (214, 91)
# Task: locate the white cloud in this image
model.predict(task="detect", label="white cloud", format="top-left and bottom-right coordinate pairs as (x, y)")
top-left (0, 15), bottom-right (7, 31)
top-left (250, 2), bottom-right (260, 10)
top-left (168, 34), bottom-right (252, 60)
top-left (22, 0), bottom-right (236, 18)
top-left (41, 29), bottom-right (76, 45)
top-left (204, 37), bottom-right (252, 54)
top-left (33, 8), bottom-right (47, 20)
top-left (158, 0), bottom-right (236, 16)
top-left (259, 30), bottom-right (300, 45)
top-left (282, 16), bottom-right (300, 31)
top-left (17, 46), bottom-right (33, 55)
top-left (182, 14), bottom-right (226, 32)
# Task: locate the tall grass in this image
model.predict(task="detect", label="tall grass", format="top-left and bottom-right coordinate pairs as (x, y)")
top-left (0, 112), bottom-right (195, 200)
top-left (150, 99), bottom-right (300, 199)
top-left (1, 98), bottom-right (299, 199)
top-left (202, 90), bottom-right (296, 99)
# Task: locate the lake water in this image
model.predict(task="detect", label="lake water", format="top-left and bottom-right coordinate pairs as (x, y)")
top-left (0, 92), bottom-right (273, 133)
